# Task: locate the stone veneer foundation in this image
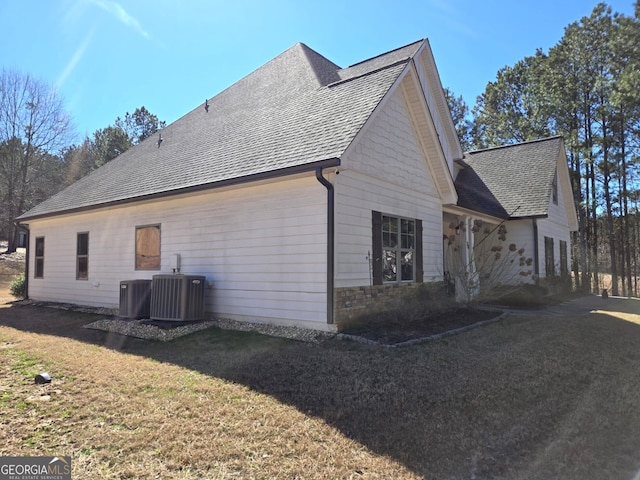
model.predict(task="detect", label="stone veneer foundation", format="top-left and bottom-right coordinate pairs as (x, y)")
top-left (334, 282), bottom-right (444, 329)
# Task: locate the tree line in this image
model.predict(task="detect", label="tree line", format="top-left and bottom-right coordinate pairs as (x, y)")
top-left (448, 1), bottom-right (640, 296)
top-left (0, 66), bottom-right (165, 252)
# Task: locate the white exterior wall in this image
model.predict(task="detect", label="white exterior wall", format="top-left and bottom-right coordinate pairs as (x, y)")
top-left (504, 177), bottom-right (572, 281)
top-left (537, 182), bottom-right (572, 277)
top-left (335, 86), bottom-right (444, 288)
top-left (502, 219), bottom-right (536, 284)
top-left (26, 175), bottom-right (331, 330)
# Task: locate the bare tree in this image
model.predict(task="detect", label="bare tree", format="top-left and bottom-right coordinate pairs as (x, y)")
top-left (0, 69), bottom-right (72, 252)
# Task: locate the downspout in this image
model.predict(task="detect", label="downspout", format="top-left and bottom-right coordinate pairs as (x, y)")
top-left (315, 167), bottom-right (335, 324)
top-left (533, 219), bottom-right (540, 277)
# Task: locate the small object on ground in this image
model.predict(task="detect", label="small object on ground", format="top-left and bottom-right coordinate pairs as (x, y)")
top-left (602, 289), bottom-right (608, 299)
top-left (34, 372), bottom-right (51, 384)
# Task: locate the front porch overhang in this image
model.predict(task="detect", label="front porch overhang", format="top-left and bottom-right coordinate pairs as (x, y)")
top-left (442, 204), bottom-right (506, 225)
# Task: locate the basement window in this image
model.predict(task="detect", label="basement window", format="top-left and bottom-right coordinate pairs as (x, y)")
top-left (77, 232), bottom-right (89, 280)
top-left (136, 225), bottom-right (161, 270)
top-left (34, 236), bottom-right (44, 278)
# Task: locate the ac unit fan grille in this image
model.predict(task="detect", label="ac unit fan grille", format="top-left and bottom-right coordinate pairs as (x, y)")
top-left (150, 275), bottom-right (205, 321)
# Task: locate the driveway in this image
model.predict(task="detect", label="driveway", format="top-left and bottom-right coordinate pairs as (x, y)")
top-left (505, 293), bottom-right (639, 316)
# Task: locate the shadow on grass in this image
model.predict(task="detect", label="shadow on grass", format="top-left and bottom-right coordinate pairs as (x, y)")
top-left (2, 296), bottom-right (640, 478)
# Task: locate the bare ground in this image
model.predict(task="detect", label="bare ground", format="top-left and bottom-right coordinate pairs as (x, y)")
top-left (1, 260), bottom-right (640, 478)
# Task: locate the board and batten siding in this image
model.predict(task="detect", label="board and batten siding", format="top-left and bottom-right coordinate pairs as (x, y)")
top-left (26, 174), bottom-right (331, 329)
top-left (335, 85), bottom-right (444, 288)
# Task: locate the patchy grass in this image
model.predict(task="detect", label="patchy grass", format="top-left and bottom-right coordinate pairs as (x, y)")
top-left (0, 321), bottom-right (416, 479)
top-left (2, 289), bottom-right (640, 479)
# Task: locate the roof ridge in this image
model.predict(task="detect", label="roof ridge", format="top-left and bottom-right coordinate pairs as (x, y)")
top-left (327, 59), bottom-right (409, 88)
top-left (297, 42), bottom-right (342, 86)
top-left (466, 135), bottom-right (563, 155)
top-left (346, 39), bottom-right (424, 69)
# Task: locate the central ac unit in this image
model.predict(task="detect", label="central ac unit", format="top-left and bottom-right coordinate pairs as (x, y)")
top-left (119, 279), bottom-right (152, 319)
top-left (150, 275), bottom-right (205, 321)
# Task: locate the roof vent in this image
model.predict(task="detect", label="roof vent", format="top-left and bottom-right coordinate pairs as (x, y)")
top-left (205, 99), bottom-right (209, 112)
top-left (157, 133), bottom-right (163, 147)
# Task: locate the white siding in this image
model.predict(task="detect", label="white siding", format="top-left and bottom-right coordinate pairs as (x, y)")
top-left (335, 86), bottom-right (444, 287)
top-left (503, 219), bottom-right (537, 284)
top-left (499, 217), bottom-right (571, 283)
top-left (537, 162), bottom-right (573, 277)
top-left (26, 175), bottom-right (331, 329)
top-left (504, 193), bottom-right (572, 280)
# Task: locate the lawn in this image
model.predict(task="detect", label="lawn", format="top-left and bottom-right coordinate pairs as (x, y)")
top-left (1, 285), bottom-right (640, 479)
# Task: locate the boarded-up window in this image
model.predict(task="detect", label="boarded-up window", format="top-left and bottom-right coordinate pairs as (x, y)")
top-left (77, 232), bottom-right (89, 280)
top-left (34, 237), bottom-right (44, 278)
top-left (136, 225), bottom-right (160, 270)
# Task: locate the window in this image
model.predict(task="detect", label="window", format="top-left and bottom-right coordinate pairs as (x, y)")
top-left (559, 240), bottom-right (568, 277)
top-left (544, 236), bottom-right (555, 277)
top-left (136, 225), bottom-right (161, 270)
top-left (552, 172), bottom-right (558, 205)
top-left (372, 211), bottom-right (423, 285)
top-left (34, 237), bottom-right (44, 278)
top-left (77, 233), bottom-right (89, 280)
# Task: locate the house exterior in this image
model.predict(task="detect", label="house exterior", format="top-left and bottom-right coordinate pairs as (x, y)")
top-left (447, 137), bottom-right (579, 300)
top-left (17, 39), bottom-right (578, 331)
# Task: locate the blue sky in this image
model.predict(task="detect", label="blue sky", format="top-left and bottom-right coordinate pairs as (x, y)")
top-left (0, 0), bottom-right (635, 143)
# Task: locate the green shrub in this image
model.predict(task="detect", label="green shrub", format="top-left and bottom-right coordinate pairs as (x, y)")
top-left (9, 273), bottom-right (25, 299)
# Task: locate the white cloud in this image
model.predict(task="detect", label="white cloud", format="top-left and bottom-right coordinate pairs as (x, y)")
top-left (88, 0), bottom-right (149, 38)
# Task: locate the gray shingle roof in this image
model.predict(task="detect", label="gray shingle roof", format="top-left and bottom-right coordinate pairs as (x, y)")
top-left (456, 136), bottom-right (563, 219)
top-left (20, 41), bottom-right (423, 220)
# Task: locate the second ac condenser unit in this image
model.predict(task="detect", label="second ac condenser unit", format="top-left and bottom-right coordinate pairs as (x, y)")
top-left (150, 275), bottom-right (206, 321)
top-left (119, 279), bottom-right (152, 319)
